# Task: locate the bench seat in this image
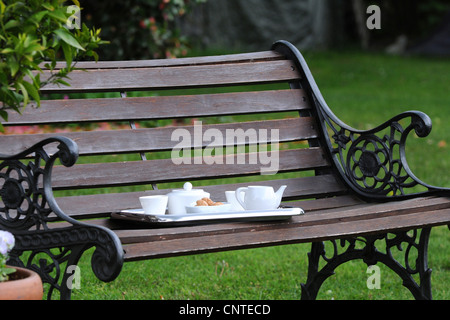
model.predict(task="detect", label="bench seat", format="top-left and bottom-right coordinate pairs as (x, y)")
top-left (46, 195), bottom-right (448, 261)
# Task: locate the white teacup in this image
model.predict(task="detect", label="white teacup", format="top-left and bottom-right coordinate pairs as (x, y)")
top-left (139, 195), bottom-right (168, 215)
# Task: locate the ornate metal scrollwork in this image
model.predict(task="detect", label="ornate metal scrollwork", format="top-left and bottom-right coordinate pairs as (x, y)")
top-left (0, 137), bottom-right (124, 299)
top-left (301, 228), bottom-right (433, 300)
top-left (272, 40), bottom-right (450, 200)
top-left (325, 112), bottom-right (436, 199)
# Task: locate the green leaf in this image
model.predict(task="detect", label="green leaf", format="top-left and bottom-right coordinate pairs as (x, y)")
top-left (21, 81), bottom-right (40, 107)
top-left (54, 78), bottom-right (71, 87)
top-left (90, 50), bottom-right (99, 62)
top-left (28, 11), bottom-right (48, 26)
top-left (0, 266), bottom-right (15, 275)
top-left (61, 41), bottom-right (73, 67)
top-left (3, 20), bottom-right (20, 30)
top-left (16, 82), bottom-right (29, 107)
top-left (8, 59), bottom-right (19, 77)
top-left (23, 43), bottom-right (45, 55)
top-left (47, 9), bottom-right (69, 23)
top-left (41, 3), bottom-right (54, 11)
top-left (0, 48), bottom-right (14, 54)
top-left (54, 28), bottom-right (85, 51)
top-left (0, 110), bottom-right (9, 122)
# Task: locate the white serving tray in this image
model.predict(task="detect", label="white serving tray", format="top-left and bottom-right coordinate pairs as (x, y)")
top-left (111, 207), bottom-right (304, 227)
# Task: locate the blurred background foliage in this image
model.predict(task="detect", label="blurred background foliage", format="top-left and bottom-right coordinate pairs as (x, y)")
top-left (78, 0), bottom-right (206, 60)
top-left (78, 0), bottom-right (449, 60)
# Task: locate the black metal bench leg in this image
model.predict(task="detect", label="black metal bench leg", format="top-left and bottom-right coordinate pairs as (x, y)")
top-left (301, 228), bottom-right (433, 300)
top-left (300, 241), bottom-right (332, 300)
top-left (9, 244), bottom-right (85, 300)
top-left (8, 225), bottom-right (124, 300)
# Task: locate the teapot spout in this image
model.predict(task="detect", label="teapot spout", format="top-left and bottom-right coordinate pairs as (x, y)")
top-left (275, 185), bottom-right (287, 204)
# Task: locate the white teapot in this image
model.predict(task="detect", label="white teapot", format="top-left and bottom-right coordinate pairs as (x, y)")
top-left (166, 182), bottom-right (210, 214)
top-left (235, 185), bottom-right (287, 210)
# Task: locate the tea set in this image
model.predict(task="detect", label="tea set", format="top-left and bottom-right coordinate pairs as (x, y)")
top-left (139, 182), bottom-right (287, 215)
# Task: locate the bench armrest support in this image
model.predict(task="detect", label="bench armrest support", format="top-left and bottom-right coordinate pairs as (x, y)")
top-left (273, 40), bottom-right (450, 201)
top-left (0, 136), bottom-right (123, 299)
top-left (0, 136), bottom-right (80, 229)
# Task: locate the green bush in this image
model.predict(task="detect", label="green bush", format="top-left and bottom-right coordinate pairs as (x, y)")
top-left (79, 0), bottom-right (206, 60)
top-left (0, 0), bottom-right (106, 126)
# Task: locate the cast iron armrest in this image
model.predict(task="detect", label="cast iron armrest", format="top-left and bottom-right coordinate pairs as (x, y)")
top-left (272, 40), bottom-right (450, 201)
top-left (320, 109), bottom-right (450, 200)
top-left (0, 136), bottom-right (79, 229)
top-left (0, 136), bottom-right (123, 299)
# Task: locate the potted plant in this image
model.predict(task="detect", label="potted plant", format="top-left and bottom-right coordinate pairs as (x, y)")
top-left (0, 230), bottom-right (43, 300)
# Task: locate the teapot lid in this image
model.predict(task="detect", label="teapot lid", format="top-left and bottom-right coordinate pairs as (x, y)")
top-left (172, 182), bottom-right (205, 193)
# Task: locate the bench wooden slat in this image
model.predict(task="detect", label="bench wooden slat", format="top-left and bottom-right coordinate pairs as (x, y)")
top-left (55, 174), bottom-right (347, 218)
top-left (121, 205), bottom-right (450, 261)
top-left (4, 89), bottom-right (307, 125)
top-left (51, 148), bottom-right (329, 189)
top-left (49, 51), bottom-right (284, 69)
top-left (282, 195), bottom-right (364, 212)
top-left (1, 117), bottom-right (317, 156)
top-left (39, 60), bottom-right (300, 93)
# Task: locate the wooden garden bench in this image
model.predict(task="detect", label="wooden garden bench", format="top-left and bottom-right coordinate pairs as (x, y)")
top-left (1, 40), bottom-right (449, 300)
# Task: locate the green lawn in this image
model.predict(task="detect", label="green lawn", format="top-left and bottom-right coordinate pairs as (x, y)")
top-left (65, 49), bottom-right (450, 300)
top-left (71, 227), bottom-right (449, 300)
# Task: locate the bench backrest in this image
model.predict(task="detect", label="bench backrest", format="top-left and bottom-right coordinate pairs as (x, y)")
top-left (1, 46), bottom-right (354, 220)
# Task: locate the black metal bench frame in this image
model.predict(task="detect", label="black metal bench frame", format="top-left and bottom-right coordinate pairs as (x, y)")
top-left (1, 41), bottom-right (449, 300)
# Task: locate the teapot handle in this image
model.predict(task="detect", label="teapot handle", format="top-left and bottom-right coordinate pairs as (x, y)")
top-left (235, 187), bottom-right (247, 210)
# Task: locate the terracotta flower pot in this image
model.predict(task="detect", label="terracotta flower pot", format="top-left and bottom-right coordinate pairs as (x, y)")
top-left (0, 266), bottom-right (43, 300)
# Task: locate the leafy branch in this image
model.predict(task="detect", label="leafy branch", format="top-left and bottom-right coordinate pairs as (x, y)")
top-left (0, 0), bottom-right (107, 127)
